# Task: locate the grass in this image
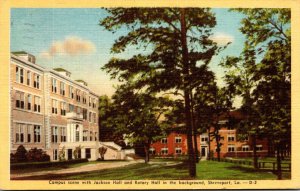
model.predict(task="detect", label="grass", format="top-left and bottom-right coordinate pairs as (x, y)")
top-left (11, 160), bottom-right (290, 180)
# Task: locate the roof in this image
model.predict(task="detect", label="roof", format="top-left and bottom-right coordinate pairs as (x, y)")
top-left (11, 51), bottom-right (28, 55)
top-left (53, 68), bottom-right (71, 73)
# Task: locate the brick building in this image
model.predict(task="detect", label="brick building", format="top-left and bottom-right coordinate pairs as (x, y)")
top-left (10, 51), bottom-right (102, 161)
top-left (150, 111), bottom-right (269, 159)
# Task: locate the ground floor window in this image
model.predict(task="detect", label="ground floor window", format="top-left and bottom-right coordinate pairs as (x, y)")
top-left (161, 148), bottom-right (168, 155)
top-left (242, 145), bottom-right (249, 151)
top-left (256, 145), bottom-right (263, 151)
top-left (228, 145), bottom-right (235, 152)
top-left (53, 149), bottom-right (58, 160)
top-left (175, 147), bottom-right (182, 154)
top-left (149, 148), bottom-right (155, 155)
top-left (85, 148), bottom-right (91, 159)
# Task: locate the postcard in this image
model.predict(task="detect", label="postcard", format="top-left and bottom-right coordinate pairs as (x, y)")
top-left (0, 0), bottom-right (300, 190)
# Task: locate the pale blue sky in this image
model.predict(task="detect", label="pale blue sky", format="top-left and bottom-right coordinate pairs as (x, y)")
top-left (11, 8), bottom-right (245, 104)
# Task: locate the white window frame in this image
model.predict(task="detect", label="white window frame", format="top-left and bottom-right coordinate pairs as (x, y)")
top-left (175, 136), bottom-right (182, 143)
top-left (228, 145), bottom-right (235, 152)
top-left (175, 147), bottom-right (182, 154)
top-left (242, 145), bottom-right (250, 151)
top-left (228, 134), bottom-right (235, 142)
top-left (161, 148), bottom-right (168, 155)
top-left (161, 138), bottom-right (168, 144)
top-left (27, 71), bottom-right (31, 86)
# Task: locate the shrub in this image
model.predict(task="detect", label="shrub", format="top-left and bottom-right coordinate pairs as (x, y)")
top-left (14, 145), bottom-right (28, 163)
top-left (26, 147), bottom-right (50, 162)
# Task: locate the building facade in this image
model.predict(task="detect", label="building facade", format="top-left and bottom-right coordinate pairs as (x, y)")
top-left (10, 51), bottom-right (101, 161)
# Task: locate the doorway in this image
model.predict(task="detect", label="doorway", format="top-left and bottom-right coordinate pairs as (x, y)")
top-left (201, 147), bottom-right (207, 157)
top-left (68, 149), bottom-right (73, 160)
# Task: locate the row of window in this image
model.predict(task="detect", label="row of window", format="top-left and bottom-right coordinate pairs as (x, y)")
top-left (161, 137), bottom-right (182, 144)
top-left (15, 123), bottom-right (41, 143)
top-left (225, 145), bottom-right (263, 152)
top-left (16, 66), bottom-right (40, 89)
top-left (15, 91), bottom-right (41, 113)
top-left (51, 78), bottom-right (97, 108)
top-left (149, 148), bottom-right (182, 155)
top-left (51, 99), bottom-right (97, 123)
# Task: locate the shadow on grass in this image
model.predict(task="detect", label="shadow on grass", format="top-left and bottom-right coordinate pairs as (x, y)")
top-left (11, 161), bottom-right (190, 180)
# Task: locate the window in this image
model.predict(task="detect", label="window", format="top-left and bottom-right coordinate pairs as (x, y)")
top-left (60, 82), bottom-right (65, 96)
top-left (83, 130), bottom-right (88, 141)
top-left (149, 148), bottom-right (155, 155)
top-left (82, 93), bottom-right (87, 104)
top-left (60, 102), bottom-right (66, 116)
top-left (34, 125), bottom-right (41, 142)
top-left (83, 109), bottom-right (87, 120)
top-left (69, 86), bottom-right (74, 99)
top-left (228, 145), bottom-right (235, 152)
top-left (16, 124), bottom-right (24, 143)
top-left (228, 134), bottom-right (235, 142)
top-left (92, 98), bottom-right (96, 108)
top-left (52, 78), bottom-right (57, 93)
top-left (69, 104), bottom-right (74, 112)
top-left (175, 147), bottom-right (182, 154)
top-left (51, 126), bottom-right (58, 143)
top-left (75, 125), bottom-right (80, 142)
top-left (89, 97), bottom-right (92, 107)
top-left (76, 106), bottom-right (81, 115)
top-left (256, 145), bottom-right (263, 151)
top-left (242, 145), bottom-right (249, 151)
top-left (15, 91), bottom-right (24, 109)
top-left (76, 90), bottom-right (81, 102)
top-left (89, 112), bottom-right (92, 122)
top-left (161, 148), bottom-right (168, 155)
top-left (27, 71), bottom-right (31, 86)
top-left (201, 137), bottom-right (208, 142)
top-left (93, 113), bottom-right (96, 124)
top-left (27, 94), bottom-right (32, 110)
top-left (85, 148), bottom-right (91, 159)
top-left (95, 132), bottom-right (97, 141)
top-left (16, 66), bottom-right (19, 83)
top-left (53, 149), bottom-right (58, 160)
top-left (34, 74), bottom-right (40, 89)
top-left (52, 99), bottom-right (58, 114)
top-left (175, 136), bottom-right (182, 143)
top-left (34, 96), bottom-right (41, 112)
top-left (90, 131), bottom-right (93, 141)
top-left (27, 125), bottom-right (32, 143)
top-left (61, 127), bottom-right (66, 142)
top-left (161, 138), bottom-right (168, 144)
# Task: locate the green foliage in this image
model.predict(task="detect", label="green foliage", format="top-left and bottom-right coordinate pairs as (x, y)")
top-left (26, 148), bottom-right (50, 162)
top-left (13, 145), bottom-right (28, 163)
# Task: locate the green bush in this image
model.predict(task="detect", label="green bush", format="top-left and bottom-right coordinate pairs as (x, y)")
top-left (14, 145), bottom-right (28, 163)
top-left (26, 148), bottom-right (50, 162)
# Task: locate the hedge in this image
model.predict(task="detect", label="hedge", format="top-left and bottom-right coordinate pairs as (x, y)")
top-left (11, 158), bottom-right (88, 170)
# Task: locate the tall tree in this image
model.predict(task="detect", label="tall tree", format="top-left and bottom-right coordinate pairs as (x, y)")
top-left (100, 8), bottom-right (224, 177)
top-left (229, 8), bottom-right (291, 179)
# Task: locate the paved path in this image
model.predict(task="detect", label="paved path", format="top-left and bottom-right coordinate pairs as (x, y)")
top-left (11, 160), bottom-right (144, 179)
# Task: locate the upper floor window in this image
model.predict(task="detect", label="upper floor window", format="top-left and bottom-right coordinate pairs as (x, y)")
top-left (51, 126), bottom-right (58, 143)
top-left (69, 104), bottom-right (74, 112)
top-left (34, 74), bottom-right (40, 89)
top-left (89, 97), bottom-right (92, 107)
top-left (69, 86), bottom-right (74, 99)
top-left (201, 137), bottom-right (208, 142)
top-left (82, 93), bottom-right (87, 104)
top-left (90, 131), bottom-right (93, 141)
top-left (34, 96), bottom-right (41, 113)
top-left (228, 134), bottom-right (235, 142)
top-left (60, 102), bottom-right (66, 116)
top-left (75, 125), bottom-right (80, 142)
top-left (60, 82), bottom-right (65, 96)
top-left (83, 109), bottom-right (87, 120)
top-left (89, 112), bottom-right (92, 122)
top-left (27, 94), bottom-right (32, 110)
top-left (83, 130), bottom-right (88, 141)
top-left (161, 138), bottom-right (168, 144)
top-left (15, 91), bottom-right (25, 109)
top-left (52, 78), bottom-right (57, 93)
top-left (95, 132), bottom-right (98, 141)
top-left (93, 113), bottom-right (97, 124)
top-left (92, 98), bottom-right (96, 108)
top-left (16, 66), bottom-right (24, 84)
top-left (175, 136), bottom-right (182, 143)
top-left (34, 125), bottom-right (41, 142)
top-left (52, 99), bottom-right (58, 114)
top-left (76, 90), bottom-right (81, 102)
top-left (27, 71), bottom-right (31, 86)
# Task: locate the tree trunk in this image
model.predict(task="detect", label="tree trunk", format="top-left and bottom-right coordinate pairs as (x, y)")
top-left (276, 144), bottom-right (282, 180)
top-left (207, 127), bottom-right (211, 160)
top-left (144, 144), bottom-right (150, 164)
top-left (216, 131), bottom-right (221, 162)
top-left (252, 134), bottom-right (258, 169)
top-left (180, 8), bottom-right (196, 178)
top-left (190, 92), bottom-right (199, 163)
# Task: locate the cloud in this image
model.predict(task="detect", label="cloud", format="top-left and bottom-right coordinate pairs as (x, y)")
top-left (210, 33), bottom-right (234, 46)
top-left (40, 36), bottom-right (96, 58)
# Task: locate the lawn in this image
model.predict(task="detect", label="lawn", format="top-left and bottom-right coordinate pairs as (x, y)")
top-left (12, 160), bottom-right (290, 180)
